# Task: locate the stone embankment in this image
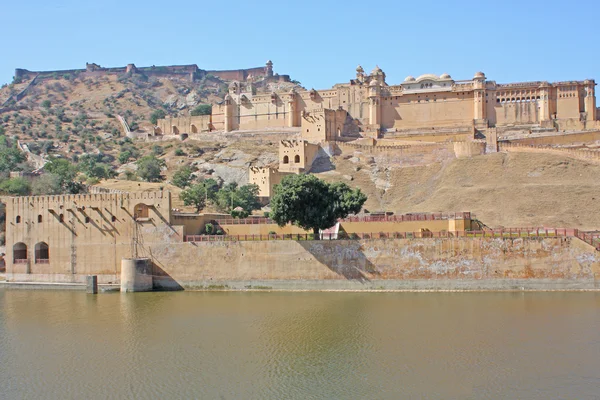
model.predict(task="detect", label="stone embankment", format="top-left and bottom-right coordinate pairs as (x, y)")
top-left (144, 236), bottom-right (600, 291)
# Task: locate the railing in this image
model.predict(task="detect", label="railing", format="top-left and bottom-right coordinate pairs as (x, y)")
top-left (13, 259), bottom-right (28, 264)
top-left (216, 217), bottom-right (275, 225)
top-left (35, 259), bottom-right (50, 264)
top-left (342, 212), bottom-right (471, 223)
top-left (576, 231), bottom-right (600, 251)
top-left (184, 228), bottom-right (575, 243)
top-left (215, 212), bottom-right (473, 226)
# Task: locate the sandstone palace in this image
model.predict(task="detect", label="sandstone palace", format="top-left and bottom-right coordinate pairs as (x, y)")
top-left (200, 65), bottom-right (598, 140)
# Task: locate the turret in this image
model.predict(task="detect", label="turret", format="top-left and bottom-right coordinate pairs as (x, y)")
top-left (223, 94), bottom-right (234, 132)
top-left (265, 60), bottom-right (273, 77)
top-left (584, 80), bottom-right (597, 121)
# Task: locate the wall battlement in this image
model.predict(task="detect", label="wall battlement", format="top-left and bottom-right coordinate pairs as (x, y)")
top-left (14, 61), bottom-right (280, 83)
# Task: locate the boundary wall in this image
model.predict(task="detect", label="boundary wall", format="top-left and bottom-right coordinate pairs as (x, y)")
top-left (499, 142), bottom-right (600, 163)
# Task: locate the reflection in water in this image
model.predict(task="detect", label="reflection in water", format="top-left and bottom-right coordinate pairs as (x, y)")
top-left (1, 290), bottom-right (600, 399)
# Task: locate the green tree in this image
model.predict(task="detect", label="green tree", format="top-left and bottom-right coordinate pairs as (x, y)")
top-left (44, 157), bottom-right (83, 193)
top-left (270, 174), bottom-right (367, 238)
top-left (118, 150), bottom-right (133, 164)
top-left (0, 139), bottom-right (27, 173)
top-left (0, 177), bottom-right (31, 195)
top-left (31, 173), bottom-right (62, 195)
top-left (152, 145), bottom-right (164, 156)
top-left (201, 178), bottom-right (219, 203)
top-left (41, 100), bottom-right (52, 109)
top-left (215, 183), bottom-right (261, 216)
top-left (78, 154), bottom-right (115, 180)
top-left (180, 183), bottom-right (207, 211)
top-left (190, 104), bottom-right (212, 116)
top-left (172, 166), bottom-right (193, 188)
top-left (149, 109), bottom-right (166, 125)
top-left (136, 155), bottom-right (165, 182)
top-left (179, 178), bottom-right (220, 211)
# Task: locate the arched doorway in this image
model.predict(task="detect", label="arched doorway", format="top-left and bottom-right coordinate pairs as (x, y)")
top-left (190, 124), bottom-right (198, 134)
top-left (283, 155), bottom-right (289, 164)
top-left (294, 155), bottom-right (300, 163)
top-left (172, 126), bottom-right (179, 135)
top-left (134, 204), bottom-right (149, 219)
top-left (34, 242), bottom-right (49, 264)
top-left (13, 242), bottom-right (27, 263)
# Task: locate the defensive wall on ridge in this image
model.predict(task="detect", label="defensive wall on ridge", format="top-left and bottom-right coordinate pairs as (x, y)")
top-left (13, 62), bottom-right (279, 83)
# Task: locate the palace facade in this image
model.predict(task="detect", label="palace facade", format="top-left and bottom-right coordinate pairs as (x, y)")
top-left (207, 66), bottom-right (597, 138)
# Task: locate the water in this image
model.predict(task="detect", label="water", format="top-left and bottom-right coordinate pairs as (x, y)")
top-left (1, 290), bottom-right (600, 399)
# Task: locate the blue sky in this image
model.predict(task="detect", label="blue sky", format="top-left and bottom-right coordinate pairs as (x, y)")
top-left (2, 0), bottom-right (598, 89)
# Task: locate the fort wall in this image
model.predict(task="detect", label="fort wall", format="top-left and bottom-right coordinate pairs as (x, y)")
top-left (499, 142), bottom-right (600, 164)
top-left (8, 236), bottom-right (599, 290)
top-left (505, 130), bottom-right (600, 146)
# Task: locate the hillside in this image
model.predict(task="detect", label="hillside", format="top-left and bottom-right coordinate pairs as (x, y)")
top-left (0, 69), bottom-right (599, 231)
top-left (316, 151), bottom-right (600, 230)
top-left (0, 72), bottom-right (299, 164)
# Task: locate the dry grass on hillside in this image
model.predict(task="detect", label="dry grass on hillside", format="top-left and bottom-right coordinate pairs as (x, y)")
top-left (317, 151), bottom-right (600, 230)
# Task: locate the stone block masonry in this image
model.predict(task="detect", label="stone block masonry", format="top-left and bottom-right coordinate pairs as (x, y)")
top-left (148, 236), bottom-right (600, 291)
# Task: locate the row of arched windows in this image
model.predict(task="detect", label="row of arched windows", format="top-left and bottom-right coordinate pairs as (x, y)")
top-left (13, 242), bottom-right (49, 264)
top-left (282, 155), bottom-right (301, 164)
top-left (14, 214), bottom-right (118, 224)
top-left (497, 96), bottom-right (541, 104)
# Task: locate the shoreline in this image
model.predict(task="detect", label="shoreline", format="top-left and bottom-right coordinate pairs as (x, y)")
top-left (3, 278), bottom-right (600, 293)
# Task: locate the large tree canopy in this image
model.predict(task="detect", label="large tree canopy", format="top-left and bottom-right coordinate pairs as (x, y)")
top-left (270, 174), bottom-right (367, 237)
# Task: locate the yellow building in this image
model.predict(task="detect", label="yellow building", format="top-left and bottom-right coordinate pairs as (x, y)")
top-left (211, 65), bottom-right (598, 137)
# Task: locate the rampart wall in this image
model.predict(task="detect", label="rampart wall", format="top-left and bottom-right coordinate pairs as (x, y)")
top-left (505, 130), bottom-right (600, 146)
top-left (499, 143), bottom-right (600, 164)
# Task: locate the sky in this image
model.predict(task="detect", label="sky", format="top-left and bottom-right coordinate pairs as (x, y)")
top-left (2, 0), bottom-right (599, 89)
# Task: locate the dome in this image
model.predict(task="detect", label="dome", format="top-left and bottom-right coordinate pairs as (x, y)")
top-left (474, 71), bottom-right (485, 79)
top-left (440, 73), bottom-right (451, 79)
top-left (356, 65), bottom-right (364, 72)
top-left (416, 73), bottom-right (439, 82)
top-left (369, 79), bottom-right (379, 87)
top-left (404, 75), bottom-right (416, 82)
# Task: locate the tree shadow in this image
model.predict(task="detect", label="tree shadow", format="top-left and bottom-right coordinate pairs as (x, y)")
top-left (298, 240), bottom-right (380, 283)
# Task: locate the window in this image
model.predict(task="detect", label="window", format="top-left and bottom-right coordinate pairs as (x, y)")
top-left (34, 242), bottom-right (49, 264)
top-left (294, 155), bottom-right (300, 163)
top-left (38, 215), bottom-right (42, 223)
top-left (59, 214), bottom-right (64, 223)
top-left (85, 216), bottom-right (90, 224)
top-left (111, 216), bottom-right (117, 222)
top-left (283, 155), bottom-right (289, 164)
top-left (13, 242), bottom-right (27, 263)
top-left (16, 216), bottom-right (21, 224)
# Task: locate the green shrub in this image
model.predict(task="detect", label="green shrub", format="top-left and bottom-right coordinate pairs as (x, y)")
top-left (205, 223), bottom-right (214, 235)
top-left (174, 148), bottom-right (185, 156)
top-left (190, 104), bottom-right (212, 116)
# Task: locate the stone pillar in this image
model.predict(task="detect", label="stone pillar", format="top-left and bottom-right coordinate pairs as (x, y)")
top-left (287, 94), bottom-right (297, 127)
top-left (369, 97), bottom-right (380, 126)
top-left (584, 80), bottom-right (596, 121)
top-left (86, 275), bottom-right (98, 294)
top-left (473, 89), bottom-right (485, 120)
top-left (120, 258), bottom-right (153, 292)
top-left (223, 95), bottom-right (233, 132)
top-left (538, 84), bottom-right (551, 122)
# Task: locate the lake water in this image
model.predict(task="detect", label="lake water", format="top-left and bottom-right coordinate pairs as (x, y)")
top-left (1, 290), bottom-right (600, 399)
